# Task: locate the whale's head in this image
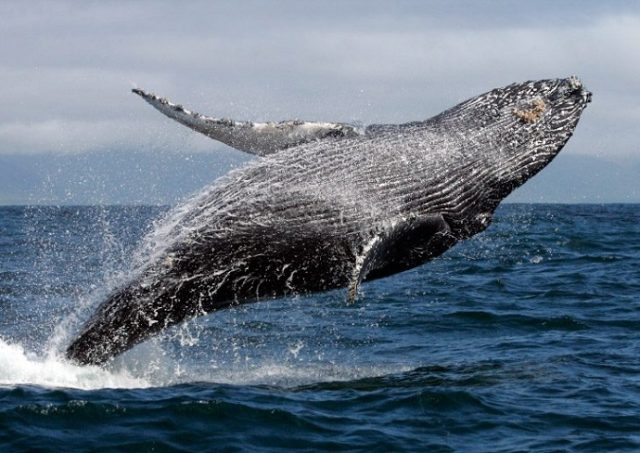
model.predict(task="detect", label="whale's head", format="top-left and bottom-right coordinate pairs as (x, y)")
top-left (444, 77), bottom-right (592, 210)
top-left (489, 76), bottom-right (590, 193)
top-left (427, 77), bottom-right (591, 238)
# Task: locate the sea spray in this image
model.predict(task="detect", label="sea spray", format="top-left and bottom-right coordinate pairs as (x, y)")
top-left (0, 338), bottom-right (149, 390)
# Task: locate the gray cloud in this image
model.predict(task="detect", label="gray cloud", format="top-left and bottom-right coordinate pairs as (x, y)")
top-left (0, 0), bottom-right (638, 162)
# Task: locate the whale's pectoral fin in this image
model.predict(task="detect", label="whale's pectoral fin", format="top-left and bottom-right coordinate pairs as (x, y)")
top-left (132, 88), bottom-right (363, 156)
top-left (347, 213), bottom-right (456, 302)
top-left (348, 234), bottom-right (383, 302)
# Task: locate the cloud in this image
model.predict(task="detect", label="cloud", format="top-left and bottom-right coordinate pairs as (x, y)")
top-left (0, 118), bottom-right (221, 155)
top-left (0, 1), bottom-right (638, 158)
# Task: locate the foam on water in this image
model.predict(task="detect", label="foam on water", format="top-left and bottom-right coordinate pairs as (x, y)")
top-left (0, 338), bottom-right (150, 390)
top-left (0, 335), bottom-right (411, 390)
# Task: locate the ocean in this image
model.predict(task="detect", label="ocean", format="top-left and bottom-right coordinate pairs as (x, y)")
top-left (0, 204), bottom-right (638, 451)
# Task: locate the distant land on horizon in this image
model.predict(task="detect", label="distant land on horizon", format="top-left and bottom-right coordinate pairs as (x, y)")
top-left (0, 150), bottom-right (638, 206)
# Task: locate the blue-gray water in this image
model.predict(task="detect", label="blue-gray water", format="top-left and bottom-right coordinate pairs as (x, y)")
top-left (0, 204), bottom-right (639, 451)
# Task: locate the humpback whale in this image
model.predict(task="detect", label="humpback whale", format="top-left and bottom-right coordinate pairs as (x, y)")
top-left (67, 77), bottom-right (591, 365)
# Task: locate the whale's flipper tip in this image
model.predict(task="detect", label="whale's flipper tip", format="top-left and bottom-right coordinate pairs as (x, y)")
top-left (132, 88), bottom-right (153, 99)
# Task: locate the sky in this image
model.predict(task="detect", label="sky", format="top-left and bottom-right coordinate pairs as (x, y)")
top-left (0, 0), bottom-right (638, 204)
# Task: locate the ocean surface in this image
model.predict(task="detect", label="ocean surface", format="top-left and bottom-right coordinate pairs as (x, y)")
top-left (0, 204), bottom-right (638, 451)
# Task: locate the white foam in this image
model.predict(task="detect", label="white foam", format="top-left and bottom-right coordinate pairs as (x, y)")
top-left (0, 338), bottom-right (150, 390)
top-left (0, 335), bottom-right (413, 390)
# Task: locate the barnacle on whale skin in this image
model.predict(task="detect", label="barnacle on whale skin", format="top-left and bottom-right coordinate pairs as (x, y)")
top-left (513, 98), bottom-right (546, 124)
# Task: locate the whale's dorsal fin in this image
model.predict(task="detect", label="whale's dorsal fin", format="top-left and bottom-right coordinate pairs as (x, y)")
top-left (132, 88), bottom-right (364, 156)
top-left (347, 213), bottom-right (456, 302)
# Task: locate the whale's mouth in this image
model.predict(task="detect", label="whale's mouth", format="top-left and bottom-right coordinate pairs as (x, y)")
top-left (549, 76), bottom-right (592, 111)
top-left (566, 75), bottom-right (592, 104)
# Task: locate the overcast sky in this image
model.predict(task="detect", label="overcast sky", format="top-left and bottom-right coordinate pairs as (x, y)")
top-left (0, 1), bottom-right (638, 202)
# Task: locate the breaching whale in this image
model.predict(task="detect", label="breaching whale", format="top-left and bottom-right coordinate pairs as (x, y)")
top-left (67, 77), bottom-right (591, 365)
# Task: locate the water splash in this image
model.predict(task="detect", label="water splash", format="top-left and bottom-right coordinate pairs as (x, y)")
top-left (0, 335), bottom-right (411, 390)
top-left (5, 206), bottom-right (403, 390)
top-left (0, 338), bottom-right (149, 390)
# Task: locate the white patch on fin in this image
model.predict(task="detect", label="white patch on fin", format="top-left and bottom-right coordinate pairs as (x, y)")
top-left (348, 234), bottom-right (382, 303)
